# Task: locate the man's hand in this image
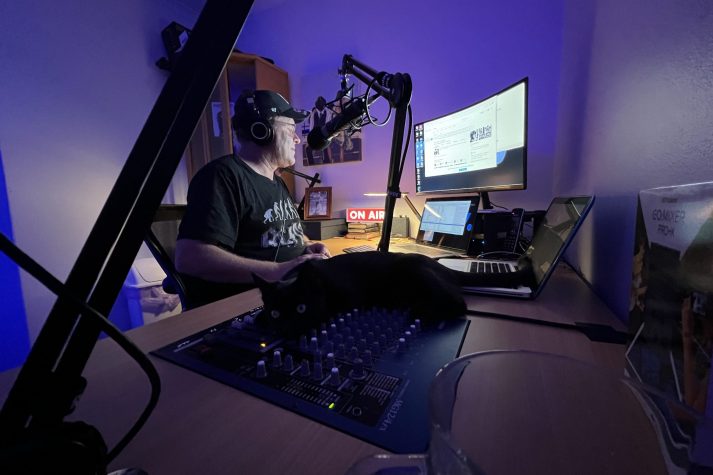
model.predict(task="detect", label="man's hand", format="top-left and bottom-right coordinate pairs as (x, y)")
top-left (303, 242), bottom-right (331, 258)
top-left (176, 239), bottom-right (329, 284)
top-left (266, 252), bottom-right (326, 282)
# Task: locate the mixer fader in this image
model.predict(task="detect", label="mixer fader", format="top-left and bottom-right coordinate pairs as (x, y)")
top-left (152, 306), bottom-right (469, 452)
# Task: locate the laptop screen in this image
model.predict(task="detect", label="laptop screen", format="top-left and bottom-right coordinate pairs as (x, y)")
top-left (415, 196), bottom-right (480, 251)
top-left (524, 196), bottom-right (595, 285)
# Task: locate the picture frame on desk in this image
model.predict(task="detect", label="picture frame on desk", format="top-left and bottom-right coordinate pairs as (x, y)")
top-left (304, 186), bottom-right (332, 220)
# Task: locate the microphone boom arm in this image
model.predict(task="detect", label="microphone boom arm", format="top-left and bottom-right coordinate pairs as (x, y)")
top-left (339, 55), bottom-right (412, 252)
top-left (279, 168), bottom-right (321, 220)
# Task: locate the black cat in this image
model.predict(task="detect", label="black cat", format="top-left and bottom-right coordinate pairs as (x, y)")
top-left (255, 251), bottom-right (531, 335)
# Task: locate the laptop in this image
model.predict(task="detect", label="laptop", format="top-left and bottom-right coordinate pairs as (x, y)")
top-left (439, 196), bottom-right (595, 298)
top-left (387, 196), bottom-right (480, 258)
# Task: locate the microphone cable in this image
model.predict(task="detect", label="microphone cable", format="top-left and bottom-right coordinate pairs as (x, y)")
top-left (0, 232), bottom-right (161, 464)
top-left (364, 78), bottom-right (393, 128)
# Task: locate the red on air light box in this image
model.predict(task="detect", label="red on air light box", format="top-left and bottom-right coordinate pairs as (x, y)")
top-left (346, 208), bottom-right (384, 223)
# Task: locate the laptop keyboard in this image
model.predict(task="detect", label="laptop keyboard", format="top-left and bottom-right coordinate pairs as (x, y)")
top-left (474, 261), bottom-right (513, 273)
top-left (342, 243), bottom-right (454, 258)
top-left (390, 243), bottom-right (455, 258)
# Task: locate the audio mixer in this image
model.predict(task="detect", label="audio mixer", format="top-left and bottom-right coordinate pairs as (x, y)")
top-left (152, 306), bottom-right (469, 453)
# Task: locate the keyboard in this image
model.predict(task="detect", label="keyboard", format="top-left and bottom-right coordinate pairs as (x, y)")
top-left (343, 244), bottom-right (377, 253)
top-left (389, 242), bottom-right (460, 258)
top-left (472, 261), bottom-right (514, 273)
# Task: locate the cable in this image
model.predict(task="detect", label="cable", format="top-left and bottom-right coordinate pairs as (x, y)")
top-left (0, 232), bottom-right (161, 463)
top-left (477, 250), bottom-right (524, 259)
top-left (465, 309), bottom-right (629, 344)
top-left (364, 78), bottom-right (392, 128)
top-left (486, 201), bottom-right (509, 211)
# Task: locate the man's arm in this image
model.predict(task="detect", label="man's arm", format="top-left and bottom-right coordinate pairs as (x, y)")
top-left (174, 238), bottom-right (326, 284)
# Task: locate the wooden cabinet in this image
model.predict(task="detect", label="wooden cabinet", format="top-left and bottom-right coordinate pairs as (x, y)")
top-left (184, 52), bottom-right (296, 196)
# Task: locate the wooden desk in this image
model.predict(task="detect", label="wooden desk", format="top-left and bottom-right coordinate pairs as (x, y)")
top-left (0, 238), bottom-right (628, 474)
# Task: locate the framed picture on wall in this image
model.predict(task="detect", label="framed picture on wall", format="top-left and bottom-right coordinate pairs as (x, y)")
top-left (302, 93), bottom-right (363, 166)
top-left (304, 186), bottom-right (332, 220)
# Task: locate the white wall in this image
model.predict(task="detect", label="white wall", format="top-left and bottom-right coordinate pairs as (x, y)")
top-left (555, 0), bottom-right (713, 319)
top-left (0, 0), bottom-right (199, 340)
top-left (237, 0), bottom-right (565, 233)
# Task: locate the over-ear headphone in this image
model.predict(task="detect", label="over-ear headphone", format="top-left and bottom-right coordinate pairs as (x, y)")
top-left (232, 91), bottom-right (274, 146)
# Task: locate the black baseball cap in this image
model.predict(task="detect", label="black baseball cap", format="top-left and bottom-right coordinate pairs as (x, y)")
top-left (233, 90), bottom-right (309, 128)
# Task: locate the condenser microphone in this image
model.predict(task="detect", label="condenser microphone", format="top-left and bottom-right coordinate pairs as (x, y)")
top-left (307, 96), bottom-right (370, 151)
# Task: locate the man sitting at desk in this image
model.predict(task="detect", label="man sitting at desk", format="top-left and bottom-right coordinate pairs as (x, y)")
top-left (175, 90), bottom-right (330, 308)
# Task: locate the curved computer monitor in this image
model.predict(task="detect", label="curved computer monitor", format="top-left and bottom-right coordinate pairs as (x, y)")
top-left (414, 78), bottom-right (528, 203)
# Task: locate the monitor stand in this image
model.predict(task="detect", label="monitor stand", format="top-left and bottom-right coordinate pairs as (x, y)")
top-left (479, 192), bottom-right (492, 210)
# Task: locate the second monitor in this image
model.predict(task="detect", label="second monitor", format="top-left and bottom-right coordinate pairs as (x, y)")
top-left (414, 78), bottom-right (528, 202)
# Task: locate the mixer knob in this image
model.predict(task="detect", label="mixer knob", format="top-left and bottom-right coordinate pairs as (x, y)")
top-left (272, 350), bottom-right (282, 368)
top-left (343, 327), bottom-right (352, 338)
top-left (329, 367), bottom-right (341, 386)
top-left (283, 354), bottom-right (294, 371)
top-left (378, 334), bottom-right (387, 349)
top-left (309, 336), bottom-right (319, 353)
top-left (329, 323), bottom-right (338, 336)
top-left (414, 319), bottom-right (422, 332)
top-left (397, 338), bottom-right (407, 353)
top-left (349, 358), bottom-right (366, 380)
top-left (371, 341), bottom-right (381, 355)
top-left (300, 359), bottom-right (311, 377)
top-left (313, 350), bottom-right (323, 366)
top-left (349, 346), bottom-right (359, 362)
top-left (355, 329), bottom-right (363, 340)
top-left (346, 336), bottom-right (355, 348)
top-left (337, 318), bottom-right (346, 330)
top-left (324, 341), bottom-right (335, 354)
top-left (256, 360), bottom-right (267, 378)
top-left (320, 330), bottom-right (329, 346)
top-left (404, 331), bottom-right (412, 344)
top-left (326, 352), bottom-right (336, 369)
top-left (345, 313), bottom-right (353, 324)
top-left (299, 335), bottom-right (308, 351)
top-left (363, 349), bottom-right (373, 367)
top-left (358, 338), bottom-right (367, 352)
top-left (336, 343), bottom-right (346, 359)
top-left (313, 361), bottom-right (324, 380)
top-left (409, 324), bottom-right (418, 335)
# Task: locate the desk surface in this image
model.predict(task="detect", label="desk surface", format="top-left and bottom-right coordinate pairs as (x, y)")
top-left (1, 237), bottom-right (628, 474)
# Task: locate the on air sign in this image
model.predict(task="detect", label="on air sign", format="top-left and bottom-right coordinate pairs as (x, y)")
top-left (346, 208), bottom-right (385, 222)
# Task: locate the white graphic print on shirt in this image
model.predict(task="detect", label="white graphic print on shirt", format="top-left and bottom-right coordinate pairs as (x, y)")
top-left (261, 199), bottom-right (305, 249)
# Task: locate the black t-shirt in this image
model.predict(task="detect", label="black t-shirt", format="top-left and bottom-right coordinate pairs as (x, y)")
top-left (177, 154), bottom-right (307, 307)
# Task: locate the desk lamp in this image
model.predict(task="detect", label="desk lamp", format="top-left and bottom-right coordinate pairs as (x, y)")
top-left (364, 192), bottom-right (421, 222)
